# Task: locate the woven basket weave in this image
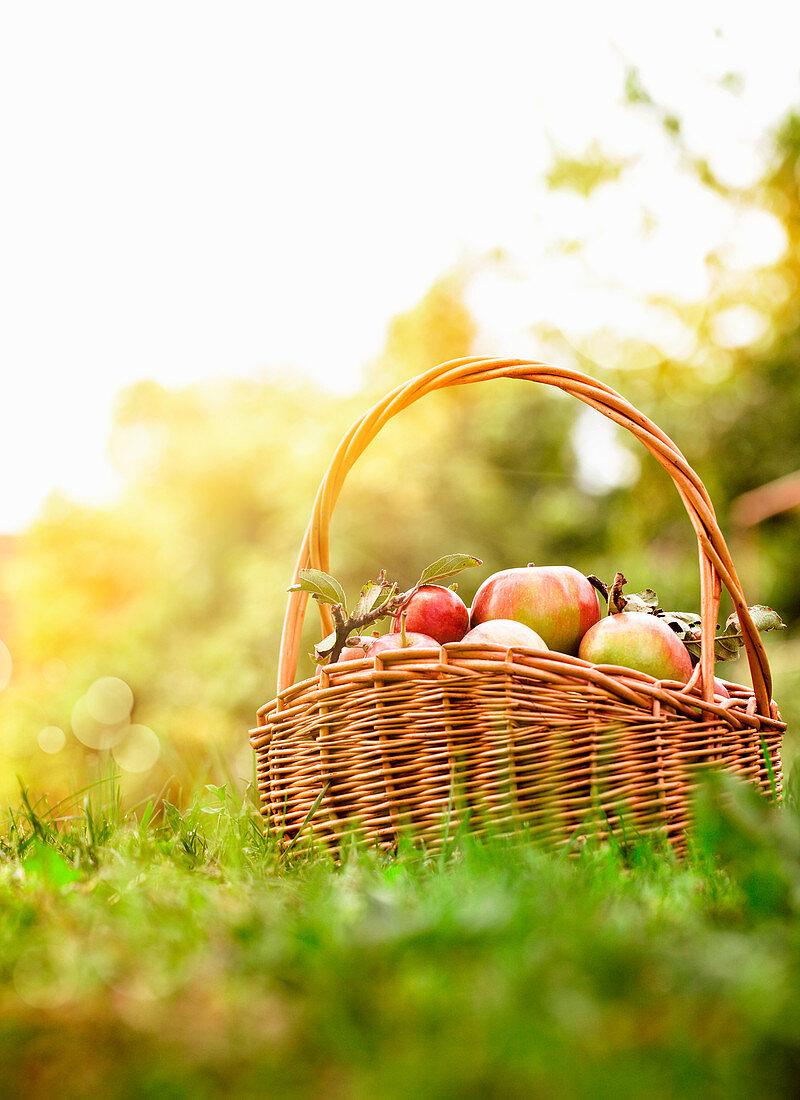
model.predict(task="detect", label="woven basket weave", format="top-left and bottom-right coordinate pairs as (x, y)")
top-left (251, 357), bottom-right (785, 850)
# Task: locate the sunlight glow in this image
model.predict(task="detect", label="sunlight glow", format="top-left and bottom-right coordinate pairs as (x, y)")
top-left (712, 306), bottom-right (770, 349)
top-left (2, 2), bottom-right (800, 530)
top-left (573, 409), bottom-right (641, 496)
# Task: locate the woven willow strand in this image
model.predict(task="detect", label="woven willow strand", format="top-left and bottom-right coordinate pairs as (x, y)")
top-left (277, 358), bottom-right (771, 715)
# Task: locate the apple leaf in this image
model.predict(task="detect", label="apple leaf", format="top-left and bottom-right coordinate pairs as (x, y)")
top-left (657, 611), bottom-right (701, 636)
top-left (288, 569), bottom-right (348, 610)
top-left (664, 604), bottom-right (787, 664)
top-left (352, 579), bottom-right (395, 620)
top-left (622, 592), bottom-right (658, 614)
top-left (418, 554), bottom-right (482, 586)
top-left (314, 631), bottom-right (339, 660)
top-left (632, 588), bottom-right (659, 609)
top-left (725, 605), bottom-right (787, 634)
top-left (714, 633), bottom-right (743, 662)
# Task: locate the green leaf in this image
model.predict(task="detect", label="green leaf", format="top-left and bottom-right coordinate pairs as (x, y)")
top-left (288, 569), bottom-right (347, 609)
top-left (656, 611), bottom-right (701, 640)
top-left (418, 554), bottom-right (482, 586)
top-left (632, 588), bottom-right (659, 609)
top-left (713, 635), bottom-right (742, 662)
top-left (352, 580), bottom-right (395, 620)
top-left (684, 618), bottom-right (741, 663)
top-left (726, 605), bottom-right (787, 634)
top-left (313, 631), bottom-right (338, 661)
top-left (684, 636), bottom-right (742, 664)
top-left (622, 592), bottom-right (657, 614)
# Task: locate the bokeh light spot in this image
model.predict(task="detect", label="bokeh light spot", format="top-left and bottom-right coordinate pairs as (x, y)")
top-left (85, 677), bottom-right (134, 724)
top-left (71, 696), bottom-right (128, 749)
top-left (112, 725), bottom-right (160, 773)
top-left (38, 726), bottom-right (66, 754)
top-left (0, 640), bottom-right (12, 692)
top-left (712, 305), bottom-right (769, 349)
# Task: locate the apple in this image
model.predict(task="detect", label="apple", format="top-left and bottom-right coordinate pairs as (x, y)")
top-left (365, 631), bottom-right (439, 657)
top-left (692, 675), bottom-right (731, 701)
top-left (713, 679), bottom-right (731, 699)
top-left (684, 674), bottom-right (732, 715)
top-left (339, 638), bottom-right (372, 661)
top-left (315, 637), bottom-right (371, 677)
top-left (470, 565), bottom-right (600, 655)
top-left (578, 611), bottom-right (692, 682)
top-left (391, 584), bottom-right (469, 644)
top-left (459, 619), bottom-right (547, 650)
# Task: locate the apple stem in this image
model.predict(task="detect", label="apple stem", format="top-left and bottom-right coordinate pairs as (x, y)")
top-left (323, 583), bottom-right (413, 665)
top-left (400, 610), bottom-right (408, 647)
top-left (586, 574), bottom-right (609, 600)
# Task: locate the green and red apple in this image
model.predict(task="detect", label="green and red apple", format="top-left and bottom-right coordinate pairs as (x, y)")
top-left (578, 611), bottom-right (692, 682)
top-left (470, 565), bottom-right (600, 655)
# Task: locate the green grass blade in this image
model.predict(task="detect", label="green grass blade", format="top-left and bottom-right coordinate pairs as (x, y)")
top-left (760, 735), bottom-right (779, 803)
top-left (280, 783), bottom-right (330, 859)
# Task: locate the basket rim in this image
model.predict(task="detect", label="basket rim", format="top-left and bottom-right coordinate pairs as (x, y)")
top-left (255, 642), bottom-right (785, 739)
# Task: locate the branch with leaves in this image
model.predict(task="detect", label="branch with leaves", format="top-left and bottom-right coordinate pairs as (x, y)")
top-left (288, 554), bottom-right (482, 665)
top-left (596, 571), bottom-right (786, 664)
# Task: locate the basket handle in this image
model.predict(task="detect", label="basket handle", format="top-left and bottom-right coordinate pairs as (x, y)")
top-left (277, 357), bottom-right (772, 715)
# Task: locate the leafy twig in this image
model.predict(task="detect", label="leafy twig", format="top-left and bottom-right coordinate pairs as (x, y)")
top-left (592, 572), bottom-right (786, 664)
top-left (288, 554), bottom-right (482, 666)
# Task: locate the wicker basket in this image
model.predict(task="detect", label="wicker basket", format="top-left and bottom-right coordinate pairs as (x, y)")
top-left (251, 357), bottom-right (785, 851)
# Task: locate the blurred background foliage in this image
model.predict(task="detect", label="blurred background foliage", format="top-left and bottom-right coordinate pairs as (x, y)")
top-left (3, 91), bottom-right (800, 806)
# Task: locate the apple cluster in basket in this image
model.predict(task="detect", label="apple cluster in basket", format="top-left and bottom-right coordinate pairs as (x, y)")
top-left (292, 554), bottom-right (785, 694)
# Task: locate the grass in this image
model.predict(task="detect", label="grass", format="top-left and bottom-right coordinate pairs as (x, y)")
top-left (2, 772), bottom-right (800, 1099)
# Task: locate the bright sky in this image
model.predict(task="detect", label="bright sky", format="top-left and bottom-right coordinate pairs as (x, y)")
top-left (2, 1), bottom-right (799, 531)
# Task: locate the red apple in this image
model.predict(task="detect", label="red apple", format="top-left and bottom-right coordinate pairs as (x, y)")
top-left (693, 675), bottom-right (731, 700)
top-left (460, 619), bottom-right (547, 650)
top-left (365, 631), bottom-right (439, 657)
top-left (685, 674), bottom-right (732, 714)
top-left (391, 585), bottom-right (469, 644)
top-left (339, 638), bottom-right (372, 661)
top-left (578, 611), bottom-right (692, 682)
top-left (470, 565), bottom-right (600, 655)
top-left (710, 677), bottom-right (731, 700)
top-left (315, 638), bottom-right (371, 677)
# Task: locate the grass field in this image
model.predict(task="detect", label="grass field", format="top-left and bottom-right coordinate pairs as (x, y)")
top-left (2, 769), bottom-right (800, 1100)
